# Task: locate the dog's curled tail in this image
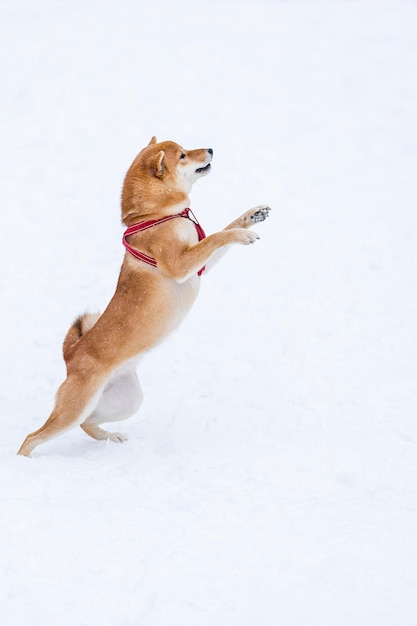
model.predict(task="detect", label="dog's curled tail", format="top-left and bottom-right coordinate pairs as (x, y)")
top-left (62, 312), bottom-right (100, 361)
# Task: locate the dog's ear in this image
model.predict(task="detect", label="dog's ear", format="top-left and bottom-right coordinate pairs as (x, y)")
top-left (148, 136), bottom-right (157, 145)
top-left (154, 150), bottom-right (165, 178)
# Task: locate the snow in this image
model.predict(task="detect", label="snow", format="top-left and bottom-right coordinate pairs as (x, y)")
top-left (1, 0), bottom-right (417, 624)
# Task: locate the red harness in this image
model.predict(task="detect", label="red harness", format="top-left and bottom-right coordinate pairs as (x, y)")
top-left (122, 208), bottom-right (206, 276)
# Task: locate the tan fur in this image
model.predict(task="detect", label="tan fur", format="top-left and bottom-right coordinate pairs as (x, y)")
top-left (17, 137), bottom-right (270, 457)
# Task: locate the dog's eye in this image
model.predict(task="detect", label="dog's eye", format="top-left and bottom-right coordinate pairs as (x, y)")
top-left (179, 153), bottom-right (186, 159)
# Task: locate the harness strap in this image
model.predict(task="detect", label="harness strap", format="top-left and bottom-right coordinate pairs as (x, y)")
top-left (122, 208), bottom-right (206, 276)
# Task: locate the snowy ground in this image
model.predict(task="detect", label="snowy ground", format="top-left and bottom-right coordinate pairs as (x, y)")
top-left (1, 1), bottom-right (417, 624)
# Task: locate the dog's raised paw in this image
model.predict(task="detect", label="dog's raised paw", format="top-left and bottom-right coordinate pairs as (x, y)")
top-left (241, 230), bottom-right (260, 245)
top-left (250, 205), bottom-right (271, 223)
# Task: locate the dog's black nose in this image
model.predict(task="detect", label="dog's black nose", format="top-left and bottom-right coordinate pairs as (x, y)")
top-left (208, 148), bottom-right (213, 156)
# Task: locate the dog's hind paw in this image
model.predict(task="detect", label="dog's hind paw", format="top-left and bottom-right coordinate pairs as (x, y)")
top-left (108, 432), bottom-right (128, 443)
top-left (250, 205), bottom-right (271, 223)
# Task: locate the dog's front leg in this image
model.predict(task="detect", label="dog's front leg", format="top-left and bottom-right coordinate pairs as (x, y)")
top-left (158, 228), bottom-right (259, 282)
top-left (204, 205), bottom-right (271, 273)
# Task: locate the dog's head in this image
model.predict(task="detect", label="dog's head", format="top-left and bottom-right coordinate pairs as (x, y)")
top-left (121, 137), bottom-right (213, 225)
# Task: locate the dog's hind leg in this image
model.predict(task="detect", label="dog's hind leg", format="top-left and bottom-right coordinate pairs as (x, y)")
top-left (17, 367), bottom-right (108, 457)
top-left (80, 369), bottom-right (143, 443)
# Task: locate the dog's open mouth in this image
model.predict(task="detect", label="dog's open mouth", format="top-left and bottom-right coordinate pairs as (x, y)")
top-left (195, 163), bottom-right (211, 174)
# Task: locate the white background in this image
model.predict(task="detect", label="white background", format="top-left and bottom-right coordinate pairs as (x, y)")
top-left (1, 1), bottom-right (417, 624)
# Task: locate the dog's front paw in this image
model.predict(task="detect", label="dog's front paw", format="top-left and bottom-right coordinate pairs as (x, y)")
top-left (250, 205), bottom-right (271, 223)
top-left (233, 228), bottom-right (260, 245)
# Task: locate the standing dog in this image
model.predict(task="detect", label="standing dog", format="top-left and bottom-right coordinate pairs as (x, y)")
top-left (18, 137), bottom-right (270, 456)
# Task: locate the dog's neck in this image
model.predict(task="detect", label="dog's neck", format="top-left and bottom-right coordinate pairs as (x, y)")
top-left (122, 194), bottom-right (191, 226)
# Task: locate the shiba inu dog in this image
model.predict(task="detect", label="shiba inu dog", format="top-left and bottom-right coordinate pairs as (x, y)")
top-left (17, 137), bottom-right (270, 457)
